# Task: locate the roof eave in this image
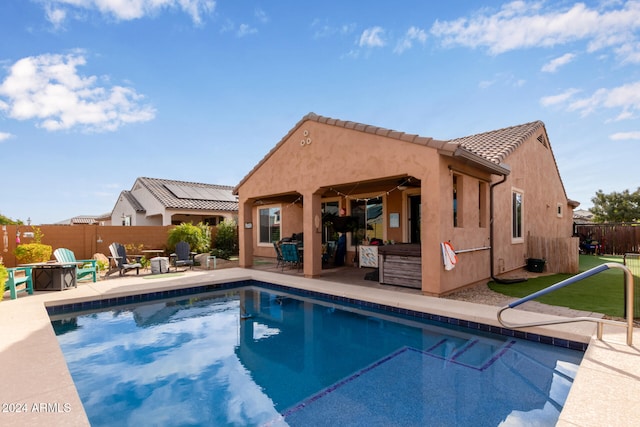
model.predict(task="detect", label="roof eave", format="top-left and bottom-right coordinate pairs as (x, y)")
top-left (452, 147), bottom-right (511, 176)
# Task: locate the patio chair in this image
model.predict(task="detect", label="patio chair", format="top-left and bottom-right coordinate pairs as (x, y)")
top-left (54, 248), bottom-right (97, 283)
top-left (170, 241), bottom-right (195, 270)
top-left (4, 267), bottom-right (34, 300)
top-left (108, 243), bottom-right (142, 276)
top-left (280, 242), bottom-right (301, 271)
top-left (273, 242), bottom-right (284, 268)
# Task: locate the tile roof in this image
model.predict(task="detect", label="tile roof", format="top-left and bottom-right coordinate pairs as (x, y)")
top-left (136, 177), bottom-right (238, 212)
top-left (235, 113), bottom-right (543, 191)
top-left (121, 191), bottom-right (146, 212)
top-left (446, 120), bottom-right (545, 164)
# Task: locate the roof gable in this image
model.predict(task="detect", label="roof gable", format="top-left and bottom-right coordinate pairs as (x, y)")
top-left (233, 113), bottom-right (567, 195)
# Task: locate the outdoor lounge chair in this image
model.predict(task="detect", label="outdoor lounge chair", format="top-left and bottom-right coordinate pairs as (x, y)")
top-left (170, 241), bottom-right (195, 270)
top-left (4, 267), bottom-right (34, 300)
top-left (108, 243), bottom-right (142, 276)
top-left (54, 248), bottom-right (97, 282)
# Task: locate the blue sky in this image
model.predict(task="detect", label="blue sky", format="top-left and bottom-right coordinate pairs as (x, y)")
top-left (1, 0), bottom-right (639, 224)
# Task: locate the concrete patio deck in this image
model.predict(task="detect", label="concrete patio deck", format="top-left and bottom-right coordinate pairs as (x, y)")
top-left (1, 267), bottom-right (639, 426)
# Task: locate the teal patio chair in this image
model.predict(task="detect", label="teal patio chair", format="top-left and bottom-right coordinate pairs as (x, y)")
top-left (54, 248), bottom-right (98, 283)
top-left (280, 243), bottom-right (301, 271)
top-left (4, 267), bottom-right (34, 300)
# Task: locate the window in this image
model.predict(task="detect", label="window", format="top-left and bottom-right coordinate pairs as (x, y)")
top-left (557, 203), bottom-right (563, 218)
top-left (258, 206), bottom-right (280, 244)
top-left (453, 174), bottom-right (463, 227)
top-left (512, 190), bottom-right (523, 240)
top-left (350, 197), bottom-right (383, 246)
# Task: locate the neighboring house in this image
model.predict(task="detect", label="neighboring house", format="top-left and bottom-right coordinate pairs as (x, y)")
top-left (573, 208), bottom-right (594, 224)
top-left (234, 113), bottom-right (579, 296)
top-left (54, 213), bottom-right (111, 226)
top-left (112, 177), bottom-right (238, 226)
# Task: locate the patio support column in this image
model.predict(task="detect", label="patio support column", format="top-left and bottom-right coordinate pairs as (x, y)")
top-left (420, 176), bottom-right (442, 295)
top-left (302, 191), bottom-right (323, 278)
top-left (238, 198), bottom-right (254, 268)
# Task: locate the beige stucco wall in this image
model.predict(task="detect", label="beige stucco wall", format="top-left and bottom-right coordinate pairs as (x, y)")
top-left (236, 117), bottom-right (576, 295)
top-left (491, 133), bottom-right (575, 274)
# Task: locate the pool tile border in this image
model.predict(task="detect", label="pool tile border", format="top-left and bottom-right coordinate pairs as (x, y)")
top-left (46, 279), bottom-right (587, 352)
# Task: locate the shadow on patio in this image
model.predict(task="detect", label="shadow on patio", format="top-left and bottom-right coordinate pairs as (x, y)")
top-left (249, 257), bottom-right (423, 296)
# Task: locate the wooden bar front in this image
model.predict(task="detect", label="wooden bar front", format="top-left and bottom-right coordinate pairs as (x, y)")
top-left (378, 244), bottom-right (421, 289)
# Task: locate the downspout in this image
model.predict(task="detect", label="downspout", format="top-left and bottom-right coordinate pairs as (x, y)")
top-left (490, 174), bottom-right (527, 284)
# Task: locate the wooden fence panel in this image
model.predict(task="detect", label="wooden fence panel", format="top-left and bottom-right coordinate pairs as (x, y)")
top-left (527, 236), bottom-right (579, 274)
top-left (575, 224), bottom-right (640, 255)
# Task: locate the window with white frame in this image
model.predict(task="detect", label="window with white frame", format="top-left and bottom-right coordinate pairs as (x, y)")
top-left (512, 190), bottom-right (523, 240)
top-left (258, 206), bottom-right (281, 244)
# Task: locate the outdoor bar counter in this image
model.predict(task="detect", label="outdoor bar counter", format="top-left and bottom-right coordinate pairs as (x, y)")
top-left (378, 243), bottom-right (421, 289)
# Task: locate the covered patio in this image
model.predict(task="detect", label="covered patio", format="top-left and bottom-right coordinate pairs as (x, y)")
top-left (234, 113), bottom-right (578, 297)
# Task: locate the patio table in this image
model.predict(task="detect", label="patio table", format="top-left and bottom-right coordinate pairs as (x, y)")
top-left (18, 262), bottom-right (79, 291)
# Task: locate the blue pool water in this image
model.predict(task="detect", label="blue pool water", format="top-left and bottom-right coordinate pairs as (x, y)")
top-left (51, 284), bottom-right (584, 426)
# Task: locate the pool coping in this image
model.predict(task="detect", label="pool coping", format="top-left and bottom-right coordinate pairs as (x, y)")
top-left (1, 267), bottom-right (639, 426)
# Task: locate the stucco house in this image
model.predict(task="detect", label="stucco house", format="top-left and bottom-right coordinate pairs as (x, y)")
top-left (234, 113), bottom-right (579, 296)
top-left (111, 177), bottom-right (238, 226)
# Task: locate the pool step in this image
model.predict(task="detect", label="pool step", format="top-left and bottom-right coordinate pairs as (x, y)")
top-left (425, 337), bottom-right (514, 369)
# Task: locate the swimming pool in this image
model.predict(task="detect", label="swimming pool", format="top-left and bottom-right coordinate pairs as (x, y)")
top-left (50, 282), bottom-right (584, 426)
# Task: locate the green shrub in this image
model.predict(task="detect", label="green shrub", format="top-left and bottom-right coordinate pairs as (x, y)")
top-left (96, 259), bottom-right (109, 272)
top-left (14, 243), bottom-right (53, 264)
top-left (0, 262), bottom-right (6, 302)
top-left (214, 219), bottom-right (238, 255)
top-left (0, 262), bottom-right (7, 287)
top-left (209, 248), bottom-right (233, 260)
top-left (167, 222), bottom-right (211, 253)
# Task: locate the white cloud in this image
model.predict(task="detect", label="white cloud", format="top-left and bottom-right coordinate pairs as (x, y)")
top-left (541, 53), bottom-right (576, 72)
top-left (0, 53), bottom-right (155, 133)
top-left (254, 8), bottom-right (269, 24)
top-left (45, 5), bottom-right (67, 29)
top-left (568, 81), bottom-right (640, 118)
top-left (41, 0), bottom-right (216, 26)
top-left (430, 1), bottom-right (640, 63)
top-left (237, 23), bottom-right (258, 37)
top-left (311, 20), bottom-right (356, 39)
top-left (480, 72), bottom-right (526, 90)
top-left (359, 26), bottom-right (386, 48)
top-left (0, 132), bottom-right (14, 142)
top-left (394, 26), bottom-right (427, 54)
top-left (610, 131), bottom-right (640, 140)
top-left (541, 81), bottom-right (640, 119)
top-left (540, 88), bottom-right (581, 106)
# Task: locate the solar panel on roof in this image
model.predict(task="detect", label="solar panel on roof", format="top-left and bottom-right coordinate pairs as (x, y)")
top-left (164, 183), bottom-right (236, 202)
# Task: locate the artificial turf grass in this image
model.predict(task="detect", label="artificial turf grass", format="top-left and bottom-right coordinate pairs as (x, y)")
top-left (488, 255), bottom-right (633, 318)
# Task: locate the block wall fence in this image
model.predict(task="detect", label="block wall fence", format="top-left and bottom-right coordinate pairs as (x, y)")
top-left (0, 225), bottom-right (219, 268)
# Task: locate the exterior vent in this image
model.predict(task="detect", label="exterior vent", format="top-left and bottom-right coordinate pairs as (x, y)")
top-left (537, 134), bottom-right (548, 148)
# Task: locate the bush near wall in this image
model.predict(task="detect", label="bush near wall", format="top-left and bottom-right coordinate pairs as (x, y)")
top-left (14, 243), bottom-right (53, 264)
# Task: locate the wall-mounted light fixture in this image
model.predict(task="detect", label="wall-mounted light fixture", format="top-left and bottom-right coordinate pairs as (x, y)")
top-left (314, 214), bottom-right (321, 233)
top-left (244, 222), bottom-right (253, 229)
